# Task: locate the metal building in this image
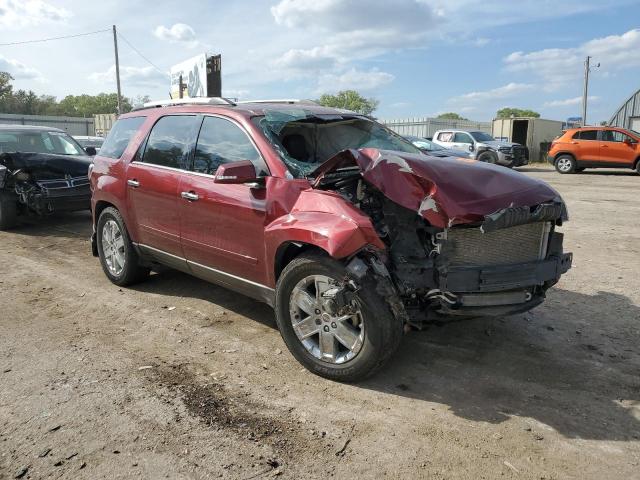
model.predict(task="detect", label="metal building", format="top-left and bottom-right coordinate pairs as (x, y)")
top-left (0, 113), bottom-right (95, 136)
top-left (381, 117), bottom-right (492, 139)
top-left (609, 88), bottom-right (640, 131)
top-left (492, 117), bottom-right (564, 163)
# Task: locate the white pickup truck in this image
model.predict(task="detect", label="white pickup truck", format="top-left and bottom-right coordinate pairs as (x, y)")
top-left (432, 129), bottom-right (529, 168)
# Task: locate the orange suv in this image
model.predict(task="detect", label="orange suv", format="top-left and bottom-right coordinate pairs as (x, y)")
top-left (548, 126), bottom-right (640, 174)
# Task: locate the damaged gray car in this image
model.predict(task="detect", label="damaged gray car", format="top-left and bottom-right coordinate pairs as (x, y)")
top-left (0, 125), bottom-right (93, 229)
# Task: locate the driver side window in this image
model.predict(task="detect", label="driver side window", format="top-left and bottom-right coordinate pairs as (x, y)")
top-left (194, 116), bottom-right (266, 176)
top-left (453, 132), bottom-right (473, 144)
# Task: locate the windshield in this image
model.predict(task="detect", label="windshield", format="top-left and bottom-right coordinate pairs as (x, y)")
top-left (470, 131), bottom-right (495, 142)
top-left (0, 129), bottom-right (86, 156)
top-left (252, 110), bottom-right (421, 177)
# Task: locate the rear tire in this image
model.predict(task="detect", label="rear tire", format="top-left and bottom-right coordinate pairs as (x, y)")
top-left (275, 253), bottom-right (403, 382)
top-left (555, 155), bottom-right (576, 174)
top-left (0, 191), bottom-right (18, 230)
top-left (97, 207), bottom-right (149, 286)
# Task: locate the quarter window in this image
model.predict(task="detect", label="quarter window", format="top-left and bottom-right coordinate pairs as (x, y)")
top-left (194, 116), bottom-right (265, 175)
top-left (142, 115), bottom-right (199, 169)
top-left (437, 132), bottom-right (453, 142)
top-left (100, 116), bottom-right (146, 159)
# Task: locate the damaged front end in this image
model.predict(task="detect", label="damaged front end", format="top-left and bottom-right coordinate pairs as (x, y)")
top-left (314, 148), bottom-right (572, 326)
top-left (0, 152), bottom-right (91, 216)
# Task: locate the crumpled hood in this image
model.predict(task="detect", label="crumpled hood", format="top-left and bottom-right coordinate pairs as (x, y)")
top-left (312, 148), bottom-right (562, 228)
top-left (0, 152), bottom-right (92, 180)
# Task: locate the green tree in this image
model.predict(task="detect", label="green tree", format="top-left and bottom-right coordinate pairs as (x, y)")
top-left (0, 72), bottom-right (13, 99)
top-left (437, 112), bottom-right (468, 121)
top-left (496, 107), bottom-right (540, 118)
top-left (317, 90), bottom-right (379, 115)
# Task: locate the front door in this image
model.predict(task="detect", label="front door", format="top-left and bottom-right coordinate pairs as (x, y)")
top-left (126, 114), bottom-right (200, 263)
top-left (599, 129), bottom-right (638, 166)
top-left (179, 115), bottom-right (271, 288)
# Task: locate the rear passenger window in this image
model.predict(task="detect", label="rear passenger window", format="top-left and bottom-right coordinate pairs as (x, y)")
top-left (573, 130), bottom-right (598, 140)
top-left (193, 116), bottom-right (266, 175)
top-left (437, 132), bottom-right (453, 142)
top-left (100, 116), bottom-right (146, 159)
top-left (142, 115), bottom-right (199, 169)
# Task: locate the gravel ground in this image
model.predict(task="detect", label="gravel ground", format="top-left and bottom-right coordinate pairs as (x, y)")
top-left (1, 166), bottom-right (639, 480)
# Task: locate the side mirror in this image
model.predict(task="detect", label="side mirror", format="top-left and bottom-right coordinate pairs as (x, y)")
top-left (468, 144), bottom-right (475, 152)
top-left (85, 146), bottom-right (97, 156)
top-left (214, 160), bottom-right (260, 185)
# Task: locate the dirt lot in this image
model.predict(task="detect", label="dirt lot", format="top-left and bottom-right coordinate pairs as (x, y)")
top-left (1, 166), bottom-right (639, 480)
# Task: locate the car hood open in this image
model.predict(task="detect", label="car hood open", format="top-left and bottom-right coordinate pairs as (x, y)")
top-left (0, 152), bottom-right (92, 180)
top-left (312, 148), bottom-right (562, 229)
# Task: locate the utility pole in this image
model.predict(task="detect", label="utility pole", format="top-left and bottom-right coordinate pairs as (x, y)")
top-left (581, 56), bottom-right (590, 126)
top-left (112, 25), bottom-right (122, 115)
top-left (581, 56), bottom-right (599, 127)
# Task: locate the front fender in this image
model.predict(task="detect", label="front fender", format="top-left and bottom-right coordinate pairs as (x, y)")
top-left (264, 211), bottom-right (385, 286)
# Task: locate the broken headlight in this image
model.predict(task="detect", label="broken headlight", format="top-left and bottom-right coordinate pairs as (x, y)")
top-left (13, 169), bottom-right (30, 182)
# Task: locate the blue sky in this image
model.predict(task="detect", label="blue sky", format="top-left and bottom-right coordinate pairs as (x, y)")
top-left (1, 0), bottom-right (639, 123)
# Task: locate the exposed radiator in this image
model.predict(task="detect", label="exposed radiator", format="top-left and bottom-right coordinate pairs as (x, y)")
top-left (444, 222), bottom-right (550, 267)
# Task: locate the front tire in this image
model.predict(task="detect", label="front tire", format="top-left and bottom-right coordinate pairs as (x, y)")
top-left (477, 151), bottom-right (498, 164)
top-left (96, 207), bottom-right (149, 286)
top-left (275, 253), bottom-right (403, 382)
top-left (0, 191), bottom-right (18, 230)
top-left (555, 155), bottom-right (576, 174)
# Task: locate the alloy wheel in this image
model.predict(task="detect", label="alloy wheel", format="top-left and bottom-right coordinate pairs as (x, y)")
top-left (289, 275), bottom-right (365, 364)
top-left (101, 219), bottom-right (126, 276)
top-left (557, 157), bottom-right (573, 172)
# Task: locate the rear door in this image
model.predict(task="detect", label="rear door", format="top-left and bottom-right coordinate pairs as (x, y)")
top-left (599, 129), bottom-right (638, 166)
top-left (179, 114), bottom-right (271, 286)
top-left (126, 114), bottom-right (200, 265)
top-left (572, 129), bottom-right (599, 162)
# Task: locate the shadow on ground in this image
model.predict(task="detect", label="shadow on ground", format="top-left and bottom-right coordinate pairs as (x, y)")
top-left (362, 288), bottom-right (640, 442)
top-left (6, 210), bottom-right (92, 239)
top-left (131, 266), bottom-right (640, 442)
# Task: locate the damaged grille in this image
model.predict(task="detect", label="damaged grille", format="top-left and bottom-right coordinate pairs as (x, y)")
top-left (444, 222), bottom-right (549, 267)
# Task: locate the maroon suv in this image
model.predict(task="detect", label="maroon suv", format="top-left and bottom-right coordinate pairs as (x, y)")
top-left (90, 98), bottom-right (572, 381)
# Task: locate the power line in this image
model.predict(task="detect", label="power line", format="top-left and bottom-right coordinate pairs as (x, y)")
top-left (0, 28), bottom-right (111, 46)
top-left (117, 32), bottom-right (169, 78)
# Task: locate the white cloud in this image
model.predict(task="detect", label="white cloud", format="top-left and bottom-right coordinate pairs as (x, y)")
top-left (450, 83), bottom-right (535, 104)
top-left (504, 28), bottom-right (640, 86)
top-left (271, 0), bottom-right (437, 60)
top-left (153, 23), bottom-right (198, 47)
top-left (275, 46), bottom-right (339, 72)
top-left (316, 68), bottom-right (394, 93)
top-left (0, 0), bottom-right (71, 29)
top-left (89, 65), bottom-right (168, 87)
top-left (0, 54), bottom-right (44, 81)
top-left (543, 96), bottom-right (598, 108)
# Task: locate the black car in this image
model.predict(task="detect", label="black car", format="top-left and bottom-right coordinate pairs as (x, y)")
top-left (0, 125), bottom-right (93, 229)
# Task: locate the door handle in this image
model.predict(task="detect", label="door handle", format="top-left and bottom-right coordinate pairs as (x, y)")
top-left (181, 191), bottom-right (199, 201)
top-left (601, 144), bottom-right (609, 148)
top-left (127, 179), bottom-right (140, 188)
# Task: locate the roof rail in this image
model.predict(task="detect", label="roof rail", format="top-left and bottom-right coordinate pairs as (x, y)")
top-left (236, 99), bottom-right (318, 106)
top-left (133, 97), bottom-right (236, 111)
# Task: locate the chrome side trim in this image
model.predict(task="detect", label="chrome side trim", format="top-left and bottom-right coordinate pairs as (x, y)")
top-left (135, 243), bottom-right (274, 306)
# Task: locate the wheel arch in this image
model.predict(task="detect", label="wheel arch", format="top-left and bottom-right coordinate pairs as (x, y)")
top-left (554, 151), bottom-right (576, 162)
top-left (274, 242), bottom-right (330, 282)
top-left (264, 211), bottom-right (385, 287)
